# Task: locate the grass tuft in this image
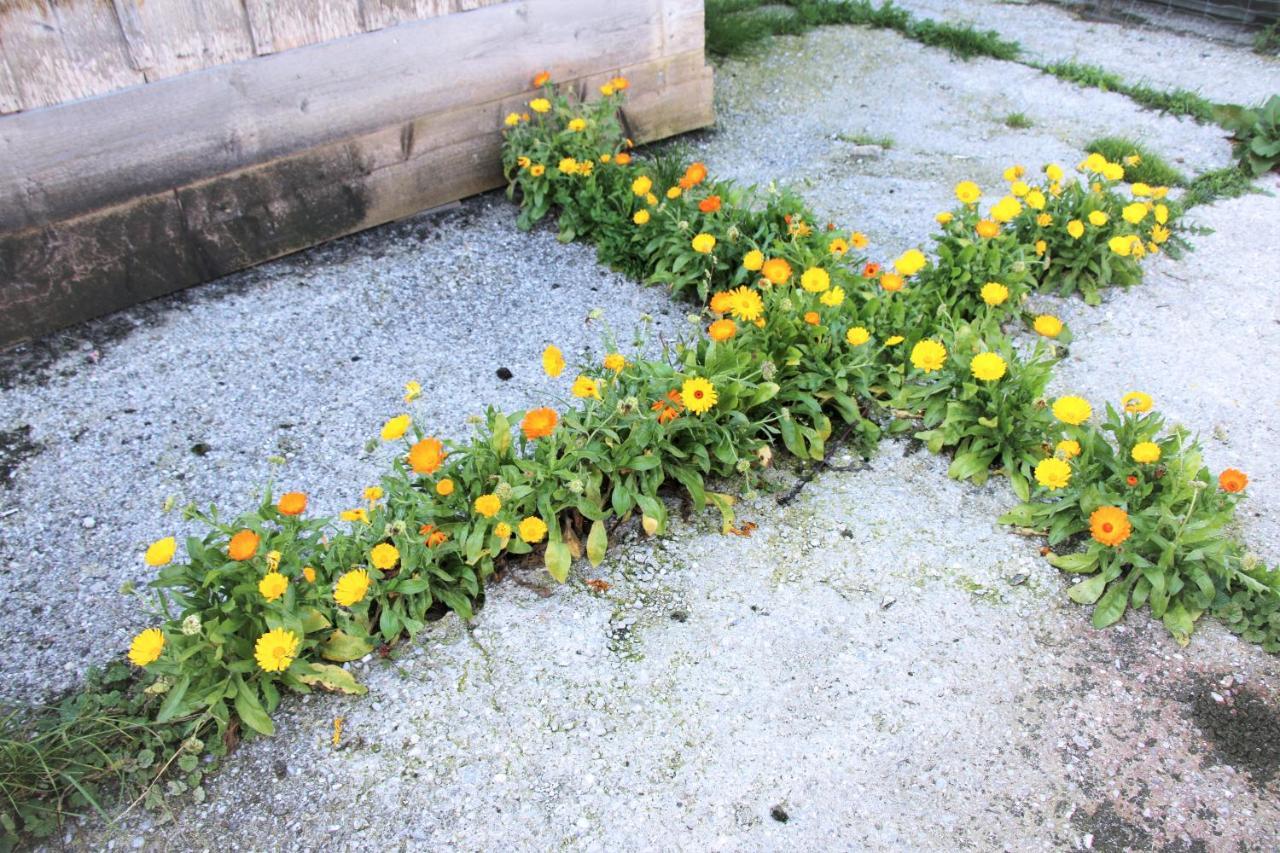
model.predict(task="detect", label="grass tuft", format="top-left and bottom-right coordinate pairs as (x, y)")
top-left (1004, 111), bottom-right (1033, 130)
top-left (1039, 61), bottom-right (1216, 124)
top-left (906, 18), bottom-right (1021, 60)
top-left (1083, 137), bottom-right (1188, 186)
top-left (1181, 166), bottom-right (1261, 209)
top-left (837, 131), bottom-right (894, 148)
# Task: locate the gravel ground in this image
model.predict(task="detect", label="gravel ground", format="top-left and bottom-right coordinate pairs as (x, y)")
top-left (7, 5), bottom-right (1280, 851)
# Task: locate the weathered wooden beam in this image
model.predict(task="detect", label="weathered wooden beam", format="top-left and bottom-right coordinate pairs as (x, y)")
top-left (0, 42), bottom-right (714, 348)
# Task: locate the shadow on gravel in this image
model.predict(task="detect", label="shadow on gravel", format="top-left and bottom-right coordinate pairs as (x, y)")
top-left (0, 424), bottom-right (42, 488)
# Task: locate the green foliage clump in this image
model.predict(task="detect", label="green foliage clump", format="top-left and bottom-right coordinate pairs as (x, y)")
top-left (1181, 166), bottom-right (1259, 209)
top-left (1215, 95), bottom-right (1280, 177)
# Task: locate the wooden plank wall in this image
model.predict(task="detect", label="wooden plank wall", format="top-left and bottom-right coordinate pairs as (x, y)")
top-left (0, 0), bottom-right (509, 115)
top-left (0, 0), bottom-right (715, 347)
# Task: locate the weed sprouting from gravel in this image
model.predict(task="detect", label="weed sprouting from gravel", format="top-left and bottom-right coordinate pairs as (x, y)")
top-left (1004, 112), bottom-right (1033, 130)
top-left (1083, 137), bottom-right (1187, 186)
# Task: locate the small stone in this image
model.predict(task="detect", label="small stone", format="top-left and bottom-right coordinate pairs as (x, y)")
top-left (880, 596), bottom-right (896, 610)
top-left (770, 805), bottom-right (789, 823)
top-left (81, 516), bottom-right (96, 529)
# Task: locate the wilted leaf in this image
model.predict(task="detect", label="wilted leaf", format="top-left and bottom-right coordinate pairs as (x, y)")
top-left (298, 664), bottom-right (367, 696)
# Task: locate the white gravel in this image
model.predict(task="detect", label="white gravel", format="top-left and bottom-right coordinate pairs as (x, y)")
top-left (8, 5), bottom-right (1280, 850)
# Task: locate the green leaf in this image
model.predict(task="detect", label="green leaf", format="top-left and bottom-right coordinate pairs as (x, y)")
top-left (1091, 582), bottom-right (1129, 628)
top-left (587, 519), bottom-right (607, 568)
top-left (297, 663), bottom-right (368, 695)
top-left (1068, 572), bottom-right (1109, 605)
top-left (545, 540), bottom-right (571, 583)
top-left (301, 607), bottom-right (332, 633)
top-left (320, 630), bottom-right (374, 662)
top-left (1049, 551), bottom-right (1099, 574)
top-left (155, 675), bottom-right (191, 723)
top-left (233, 682), bottom-right (276, 736)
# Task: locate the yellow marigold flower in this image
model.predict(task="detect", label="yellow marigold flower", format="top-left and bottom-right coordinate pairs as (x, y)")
top-left (880, 273), bottom-right (904, 292)
top-left (504, 112), bottom-right (521, 127)
top-left (1003, 165), bottom-right (1026, 181)
top-left (370, 543), bottom-right (399, 570)
top-left (894, 248), bottom-right (927, 277)
top-left (542, 345), bottom-right (565, 378)
top-left (633, 209), bottom-right (650, 225)
top-left (259, 571), bottom-right (288, 602)
top-left (708, 319), bottom-right (737, 342)
top-left (631, 175), bottom-right (652, 196)
top-left (145, 537), bottom-right (176, 567)
top-left (363, 486), bottom-right (383, 503)
top-left (980, 282), bottom-right (1009, 306)
top-left (519, 516), bottom-right (548, 543)
top-left (1035, 239), bottom-right (1047, 256)
top-left (1067, 220), bottom-right (1084, 239)
top-left (743, 249), bottom-right (764, 271)
top-left (820, 286), bottom-right (845, 307)
top-left (529, 164), bottom-right (545, 177)
top-left (604, 353), bottom-right (626, 372)
top-left (403, 380), bottom-right (422, 402)
top-left (990, 196), bottom-right (1022, 223)
top-left (761, 258), bottom-right (792, 285)
top-left (1131, 441), bottom-right (1161, 464)
top-left (1150, 224), bottom-right (1170, 244)
top-left (495, 522), bottom-right (512, 539)
top-left (1154, 204), bottom-right (1168, 224)
top-left (800, 267), bottom-right (830, 293)
top-left (691, 233), bottom-right (717, 254)
top-left (571, 375), bottom-right (601, 399)
top-left (828, 237), bottom-right (849, 256)
top-left (254, 627), bottom-right (300, 672)
top-left (970, 351), bottom-right (1007, 382)
top-left (1108, 235), bottom-right (1136, 256)
top-left (975, 219), bottom-right (1000, 239)
top-left (846, 326), bottom-right (870, 346)
top-left (1122, 391), bottom-right (1153, 413)
top-left (885, 335), bottom-right (905, 346)
top-left (558, 158), bottom-right (578, 175)
top-left (1026, 190), bottom-right (1046, 211)
top-left (1035, 457), bottom-right (1072, 490)
top-left (935, 211), bottom-right (953, 225)
top-left (1046, 163), bottom-right (1064, 182)
top-left (1036, 213), bottom-right (1053, 227)
top-left (567, 118), bottom-right (586, 132)
top-left (334, 569), bottom-right (371, 607)
top-left (1090, 506), bottom-right (1131, 547)
top-left (436, 478), bottom-right (455, 496)
top-left (340, 508), bottom-right (369, 524)
top-left (1088, 210), bottom-right (1108, 226)
top-left (1056, 439), bottom-right (1081, 459)
top-left (266, 550), bottom-right (281, 571)
top-left (727, 286), bottom-right (764, 322)
top-left (127, 628), bottom-right (165, 667)
top-left (955, 181), bottom-right (981, 204)
top-left (600, 154), bottom-right (612, 164)
top-left (1131, 182), bottom-right (1152, 197)
top-left (850, 232), bottom-right (869, 249)
top-left (579, 160), bottom-right (594, 176)
top-left (1033, 314), bottom-right (1063, 338)
top-left (303, 566), bottom-right (316, 583)
top-left (666, 186), bottom-right (681, 199)
top-left (1152, 186), bottom-right (1169, 199)
top-left (1122, 202), bottom-right (1148, 224)
top-left (681, 377), bottom-right (718, 414)
top-left (529, 98), bottom-right (551, 113)
top-left (600, 83), bottom-right (615, 96)
top-left (645, 192), bottom-right (656, 205)
top-left (1052, 395), bottom-right (1092, 425)
top-left (1082, 153), bottom-right (1107, 173)
top-left (910, 340), bottom-right (947, 373)
top-left (1010, 180), bottom-right (1030, 197)
top-left (381, 415), bottom-right (410, 441)
top-left (1124, 154), bottom-right (1142, 167)
top-left (1102, 162), bottom-right (1125, 181)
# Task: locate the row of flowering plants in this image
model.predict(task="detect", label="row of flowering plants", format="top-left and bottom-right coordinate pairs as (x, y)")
top-left (113, 72), bottom-right (1275, 761)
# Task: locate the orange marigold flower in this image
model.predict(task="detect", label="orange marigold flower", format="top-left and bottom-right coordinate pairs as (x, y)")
top-left (803, 311), bottom-right (820, 325)
top-left (532, 70), bottom-right (551, 87)
top-left (277, 492), bottom-right (307, 516)
top-left (698, 195), bottom-right (722, 213)
top-left (760, 258), bottom-right (792, 285)
top-left (1089, 506), bottom-right (1132, 547)
top-left (975, 219), bottom-right (1001, 239)
top-left (1218, 468), bottom-right (1248, 493)
top-left (522, 407), bottom-right (559, 440)
top-left (409, 437), bottom-right (446, 475)
top-left (614, 152), bottom-right (632, 165)
top-left (880, 273), bottom-right (904, 292)
top-left (710, 290), bottom-right (734, 314)
top-left (419, 524), bottom-right (449, 547)
top-left (708, 319), bottom-right (737, 342)
top-left (228, 529), bottom-right (260, 562)
top-left (862, 262), bottom-right (881, 278)
top-left (678, 162), bottom-right (708, 190)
